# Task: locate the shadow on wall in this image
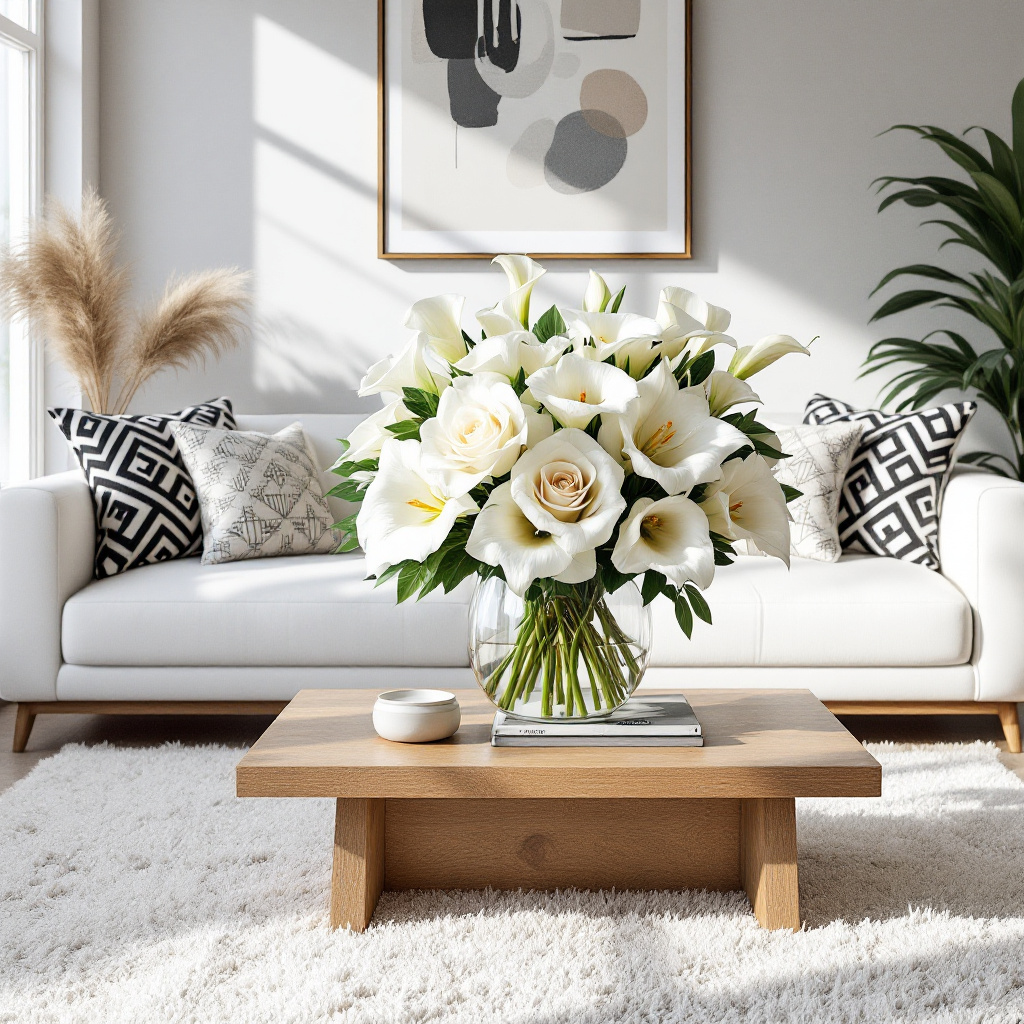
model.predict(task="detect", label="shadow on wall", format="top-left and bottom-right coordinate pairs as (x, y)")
top-left (96, 0), bottom-right (1024, 463)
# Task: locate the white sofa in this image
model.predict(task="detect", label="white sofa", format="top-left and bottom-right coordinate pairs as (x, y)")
top-left (2, 413), bottom-right (1022, 752)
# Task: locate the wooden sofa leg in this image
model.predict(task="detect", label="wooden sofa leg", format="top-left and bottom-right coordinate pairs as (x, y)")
top-left (998, 703), bottom-right (1021, 754)
top-left (13, 705), bottom-right (36, 753)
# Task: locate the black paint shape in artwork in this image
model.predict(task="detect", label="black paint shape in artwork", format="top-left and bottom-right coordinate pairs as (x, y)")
top-left (480, 0), bottom-right (522, 73)
top-left (544, 110), bottom-right (627, 193)
top-left (563, 34), bottom-right (637, 42)
top-left (447, 58), bottom-right (501, 128)
top-left (422, 0), bottom-right (479, 59)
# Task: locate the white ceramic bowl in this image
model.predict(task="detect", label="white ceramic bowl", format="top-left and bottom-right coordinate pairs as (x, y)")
top-left (372, 689), bottom-right (461, 743)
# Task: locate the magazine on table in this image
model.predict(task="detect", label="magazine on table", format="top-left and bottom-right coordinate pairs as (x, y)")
top-left (491, 695), bottom-right (704, 747)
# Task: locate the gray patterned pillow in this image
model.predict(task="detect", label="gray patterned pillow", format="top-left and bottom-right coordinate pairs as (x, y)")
top-left (169, 421), bottom-right (339, 565)
top-left (771, 421), bottom-right (865, 562)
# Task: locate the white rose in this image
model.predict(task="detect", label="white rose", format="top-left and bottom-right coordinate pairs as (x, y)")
top-left (420, 373), bottom-right (530, 496)
top-left (357, 439), bottom-right (478, 577)
top-left (509, 429), bottom-right (626, 556)
top-left (699, 453), bottom-right (791, 566)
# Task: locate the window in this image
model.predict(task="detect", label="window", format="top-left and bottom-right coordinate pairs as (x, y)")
top-left (0, 0), bottom-right (41, 483)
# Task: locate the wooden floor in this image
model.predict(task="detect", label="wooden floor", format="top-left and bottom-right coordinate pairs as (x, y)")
top-left (1, 700), bottom-right (1022, 796)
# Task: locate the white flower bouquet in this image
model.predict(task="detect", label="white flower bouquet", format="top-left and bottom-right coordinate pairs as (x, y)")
top-left (332, 256), bottom-right (811, 719)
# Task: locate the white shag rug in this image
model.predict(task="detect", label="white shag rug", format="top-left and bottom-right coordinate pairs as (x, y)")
top-left (2, 742), bottom-right (1024, 1023)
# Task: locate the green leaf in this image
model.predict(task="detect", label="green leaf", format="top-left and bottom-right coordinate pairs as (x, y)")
top-left (599, 562), bottom-right (633, 594)
top-left (609, 285), bottom-right (626, 314)
top-left (683, 584), bottom-right (712, 625)
top-left (672, 591), bottom-right (693, 638)
top-left (686, 350), bottom-right (716, 387)
top-left (327, 479), bottom-right (369, 502)
top-left (752, 435), bottom-right (788, 461)
top-left (870, 263), bottom-right (981, 298)
top-left (461, 329), bottom-right (477, 349)
top-left (331, 457), bottom-right (377, 478)
top-left (449, 364), bottom-right (472, 377)
top-left (532, 304), bottom-right (566, 344)
top-left (641, 570), bottom-right (666, 606)
top-left (870, 289), bottom-right (952, 321)
top-left (1012, 77), bottom-right (1024, 175)
top-left (402, 387), bottom-right (440, 420)
top-left (385, 418), bottom-right (423, 441)
top-left (395, 561), bottom-right (430, 604)
top-left (781, 484), bottom-right (803, 503)
top-left (511, 366), bottom-right (528, 397)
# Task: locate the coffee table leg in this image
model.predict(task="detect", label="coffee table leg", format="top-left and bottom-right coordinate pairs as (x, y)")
top-left (740, 797), bottom-right (800, 931)
top-left (330, 797), bottom-right (385, 931)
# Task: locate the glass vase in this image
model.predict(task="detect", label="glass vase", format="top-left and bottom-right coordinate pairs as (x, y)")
top-left (468, 576), bottom-right (653, 721)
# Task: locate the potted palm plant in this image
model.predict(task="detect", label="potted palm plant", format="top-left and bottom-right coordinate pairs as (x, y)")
top-left (864, 77), bottom-right (1024, 479)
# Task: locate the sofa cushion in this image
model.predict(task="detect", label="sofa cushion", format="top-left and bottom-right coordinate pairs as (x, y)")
top-left (62, 554), bottom-right (474, 667)
top-left (650, 553), bottom-right (972, 668)
top-left (234, 413), bottom-right (366, 522)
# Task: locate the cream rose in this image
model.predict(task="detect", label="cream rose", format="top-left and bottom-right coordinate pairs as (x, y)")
top-left (420, 373), bottom-right (530, 496)
top-left (509, 429), bottom-right (626, 556)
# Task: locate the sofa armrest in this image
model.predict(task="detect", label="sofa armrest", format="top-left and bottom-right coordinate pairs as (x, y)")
top-left (0, 471), bottom-right (95, 701)
top-left (939, 471), bottom-right (1024, 702)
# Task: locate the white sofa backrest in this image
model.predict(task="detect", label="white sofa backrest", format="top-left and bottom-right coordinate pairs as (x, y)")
top-left (236, 413), bottom-right (366, 520)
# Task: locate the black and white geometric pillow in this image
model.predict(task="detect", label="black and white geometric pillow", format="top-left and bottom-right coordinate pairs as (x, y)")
top-left (49, 398), bottom-right (236, 578)
top-left (803, 394), bottom-right (976, 569)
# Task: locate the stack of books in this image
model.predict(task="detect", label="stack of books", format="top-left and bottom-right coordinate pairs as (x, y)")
top-left (490, 695), bottom-right (703, 747)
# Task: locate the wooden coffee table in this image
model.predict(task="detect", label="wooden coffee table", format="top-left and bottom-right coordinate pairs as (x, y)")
top-left (236, 688), bottom-right (880, 932)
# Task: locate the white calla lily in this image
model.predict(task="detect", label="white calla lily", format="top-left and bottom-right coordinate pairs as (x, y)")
top-left (357, 439), bottom-right (478, 577)
top-left (467, 482), bottom-right (590, 597)
top-left (331, 399), bottom-right (409, 466)
top-left (583, 270), bottom-right (612, 313)
top-left (700, 453), bottom-right (791, 566)
top-left (729, 334), bottom-right (812, 380)
top-left (493, 253), bottom-right (546, 327)
top-left (598, 360), bottom-right (748, 494)
top-left (456, 330), bottom-right (571, 380)
top-left (657, 300), bottom-right (736, 366)
top-left (476, 302), bottom-right (523, 338)
top-left (403, 294), bottom-right (468, 363)
top-left (611, 495), bottom-right (715, 590)
top-left (420, 373), bottom-right (530, 496)
top-left (526, 352), bottom-right (639, 429)
top-left (509, 429), bottom-right (626, 556)
top-left (565, 309), bottom-right (663, 361)
top-left (661, 286), bottom-right (732, 334)
top-left (706, 370), bottom-right (761, 417)
top-left (358, 333), bottom-right (451, 400)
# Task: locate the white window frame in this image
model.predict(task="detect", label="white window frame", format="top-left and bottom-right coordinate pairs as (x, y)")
top-left (1, 3), bottom-right (44, 480)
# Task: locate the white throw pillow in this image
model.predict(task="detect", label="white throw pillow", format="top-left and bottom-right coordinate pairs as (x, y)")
top-left (170, 421), bottom-right (339, 565)
top-left (771, 421), bottom-right (865, 562)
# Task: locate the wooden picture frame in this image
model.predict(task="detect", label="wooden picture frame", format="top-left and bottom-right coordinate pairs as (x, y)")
top-left (378, 0), bottom-right (692, 260)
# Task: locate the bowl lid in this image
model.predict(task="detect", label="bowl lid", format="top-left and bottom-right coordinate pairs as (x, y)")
top-left (375, 688), bottom-right (458, 708)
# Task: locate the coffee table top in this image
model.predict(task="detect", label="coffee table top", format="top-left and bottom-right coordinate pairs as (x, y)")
top-left (236, 688), bottom-right (880, 800)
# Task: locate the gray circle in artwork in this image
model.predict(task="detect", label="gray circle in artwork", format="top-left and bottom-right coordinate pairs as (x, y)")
top-left (544, 110), bottom-right (627, 194)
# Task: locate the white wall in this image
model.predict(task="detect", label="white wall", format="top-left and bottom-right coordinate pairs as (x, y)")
top-left (89, 0), bottom-right (1024, 459)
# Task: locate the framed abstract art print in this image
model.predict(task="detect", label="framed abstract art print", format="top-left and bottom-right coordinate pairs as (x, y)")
top-left (378, 0), bottom-right (692, 259)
